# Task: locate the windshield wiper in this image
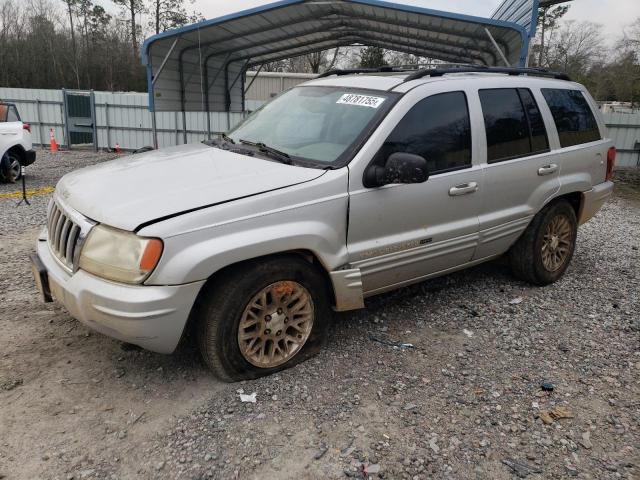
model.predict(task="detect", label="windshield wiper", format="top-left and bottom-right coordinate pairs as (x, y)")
top-left (239, 139), bottom-right (292, 165)
top-left (205, 132), bottom-right (236, 145)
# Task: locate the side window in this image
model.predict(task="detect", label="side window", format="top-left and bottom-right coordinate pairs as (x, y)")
top-left (541, 89), bottom-right (601, 147)
top-left (7, 106), bottom-right (20, 122)
top-left (0, 104), bottom-right (8, 122)
top-left (479, 88), bottom-right (549, 163)
top-left (518, 89), bottom-right (549, 153)
top-left (376, 91), bottom-right (472, 175)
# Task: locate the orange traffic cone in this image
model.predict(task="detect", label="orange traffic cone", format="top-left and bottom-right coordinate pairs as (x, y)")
top-left (49, 129), bottom-right (58, 152)
top-left (115, 143), bottom-right (121, 153)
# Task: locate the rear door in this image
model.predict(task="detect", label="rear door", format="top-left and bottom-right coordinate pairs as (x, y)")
top-left (474, 87), bottom-right (560, 259)
top-left (540, 88), bottom-right (610, 189)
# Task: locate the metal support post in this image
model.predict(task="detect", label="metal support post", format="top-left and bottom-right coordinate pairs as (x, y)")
top-left (151, 109), bottom-right (158, 149)
top-left (61, 88), bottom-right (70, 149)
top-left (90, 90), bottom-right (98, 152)
top-left (152, 37), bottom-right (180, 87)
top-left (105, 102), bottom-right (111, 149)
top-left (174, 111), bottom-right (179, 145)
top-left (244, 64), bottom-right (264, 95)
top-left (36, 99), bottom-right (44, 148)
top-left (182, 110), bottom-right (188, 144)
top-left (484, 27), bottom-right (510, 67)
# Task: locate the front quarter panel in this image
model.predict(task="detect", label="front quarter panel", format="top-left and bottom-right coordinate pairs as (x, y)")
top-left (140, 169), bottom-right (349, 285)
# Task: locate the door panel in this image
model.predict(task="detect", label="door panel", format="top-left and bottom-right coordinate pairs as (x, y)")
top-left (475, 153), bottom-right (559, 259)
top-left (346, 89), bottom-right (482, 296)
top-left (540, 87), bottom-right (610, 189)
top-left (474, 87), bottom-right (560, 259)
top-left (348, 168), bottom-right (482, 294)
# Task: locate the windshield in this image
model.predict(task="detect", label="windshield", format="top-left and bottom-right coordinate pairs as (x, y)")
top-left (227, 86), bottom-right (395, 165)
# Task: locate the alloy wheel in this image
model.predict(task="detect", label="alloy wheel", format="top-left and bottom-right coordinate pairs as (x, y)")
top-left (541, 214), bottom-right (573, 272)
top-left (237, 281), bottom-right (314, 368)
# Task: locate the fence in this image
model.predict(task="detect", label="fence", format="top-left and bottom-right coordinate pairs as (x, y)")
top-left (0, 72), bottom-right (314, 151)
top-left (1, 82), bottom-right (639, 166)
top-left (602, 112), bottom-right (640, 168)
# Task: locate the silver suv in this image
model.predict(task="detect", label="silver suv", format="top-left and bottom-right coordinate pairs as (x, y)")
top-left (31, 67), bottom-right (615, 381)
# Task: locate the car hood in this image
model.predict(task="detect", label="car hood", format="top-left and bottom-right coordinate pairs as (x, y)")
top-left (56, 143), bottom-right (325, 231)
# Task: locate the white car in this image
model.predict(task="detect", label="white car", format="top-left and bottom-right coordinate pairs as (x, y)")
top-left (31, 67), bottom-right (615, 381)
top-left (0, 102), bottom-right (36, 183)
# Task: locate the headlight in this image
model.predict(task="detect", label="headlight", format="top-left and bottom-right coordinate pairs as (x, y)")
top-left (79, 225), bottom-right (163, 284)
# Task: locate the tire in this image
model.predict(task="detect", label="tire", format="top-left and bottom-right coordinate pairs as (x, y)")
top-left (509, 200), bottom-right (578, 286)
top-left (195, 255), bottom-right (332, 382)
top-left (133, 146), bottom-right (154, 154)
top-left (0, 152), bottom-right (21, 183)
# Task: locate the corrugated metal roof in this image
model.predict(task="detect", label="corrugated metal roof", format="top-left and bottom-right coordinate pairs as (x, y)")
top-left (491, 0), bottom-right (539, 36)
top-left (142, 0), bottom-right (531, 114)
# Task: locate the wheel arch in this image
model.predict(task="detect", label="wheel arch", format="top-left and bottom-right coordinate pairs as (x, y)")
top-left (204, 249), bottom-right (337, 304)
top-left (180, 249), bottom-right (341, 346)
top-left (5, 143), bottom-right (26, 162)
top-left (551, 191), bottom-right (582, 218)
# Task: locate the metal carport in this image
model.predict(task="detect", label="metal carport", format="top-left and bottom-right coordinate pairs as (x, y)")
top-left (141, 0), bottom-right (540, 147)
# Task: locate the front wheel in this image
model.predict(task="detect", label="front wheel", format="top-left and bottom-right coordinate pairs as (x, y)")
top-left (509, 200), bottom-right (578, 286)
top-left (195, 256), bottom-right (332, 381)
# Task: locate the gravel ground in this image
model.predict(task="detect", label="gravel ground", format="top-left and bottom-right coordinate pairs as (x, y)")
top-left (0, 151), bottom-right (639, 480)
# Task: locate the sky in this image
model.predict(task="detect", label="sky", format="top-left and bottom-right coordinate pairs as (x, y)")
top-left (191, 0), bottom-right (640, 42)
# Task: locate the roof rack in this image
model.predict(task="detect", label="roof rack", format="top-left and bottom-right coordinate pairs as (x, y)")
top-left (316, 66), bottom-right (417, 78)
top-left (403, 66), bottom-right (571, 82)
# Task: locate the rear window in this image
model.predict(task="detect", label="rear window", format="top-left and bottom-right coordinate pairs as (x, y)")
top-left (541, 89), bottom-right (601, 147)
top-left (7, 107), bottom-right (19, 122)
top-left (479, 88), bottom-right (549, 163)
top-left (0, 104), bottom-right (20, 123)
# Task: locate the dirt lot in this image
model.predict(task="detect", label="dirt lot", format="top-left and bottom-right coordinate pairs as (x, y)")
top-left (1, 151), bottom-right (639, 480)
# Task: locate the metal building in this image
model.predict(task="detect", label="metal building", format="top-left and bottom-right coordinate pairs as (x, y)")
top-left (140, 0), bottom-right (549, 146)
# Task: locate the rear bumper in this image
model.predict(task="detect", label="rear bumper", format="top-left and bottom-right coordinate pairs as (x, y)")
top-left (579, 181), bottom-right (614, 225)
top-left (22, 149), bottom-right (36, 166)
top-left (35, 230), bottom-right (205, 353)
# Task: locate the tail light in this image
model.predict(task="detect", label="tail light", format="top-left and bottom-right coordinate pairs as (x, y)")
top-left (22, 123), bottom-right (31, 133)
top-left (606, 147), bottom-right (616, 182)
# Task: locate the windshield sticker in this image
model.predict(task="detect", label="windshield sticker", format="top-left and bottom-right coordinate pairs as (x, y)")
top-left (336, 94), bottom-right (385, 109)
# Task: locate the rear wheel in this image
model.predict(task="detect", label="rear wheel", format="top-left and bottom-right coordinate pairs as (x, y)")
top-left (195, 256), bottom-right (332, 381)
top-left (1, 152), bottom-right (21, 183)
top-left (509, 200), bottom-right (578, 286)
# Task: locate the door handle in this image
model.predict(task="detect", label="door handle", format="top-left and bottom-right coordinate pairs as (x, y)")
top-left (538, 164), bottom-right (558, 176)
top-left (449, 182), bottom-right (478, 196)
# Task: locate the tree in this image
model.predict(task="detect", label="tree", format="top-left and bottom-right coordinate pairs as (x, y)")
top-left (149, 0), bottom-right (200, 35)
top-left (386, 51), bottom-right (430, 67)
top-left (543, 21), bottom-right (604, 83)
top-left (606, 17), bottom-right (640, 105)
top-left (532, 4), bottom-right (569, 67)
top-left (622, 18), bottom-right (640, 57)
top-left (112, 0), bottom-right (145, 59)
top-left (258, 48), bottom-right (344, 74)
top-left (359, 46), bottom-right (387, 68)
top-left (60, 0), bottom-right (81, 87)
top-left (303, 48), bottom-right (341, 73)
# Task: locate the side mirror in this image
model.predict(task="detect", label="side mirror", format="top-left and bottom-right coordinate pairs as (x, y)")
top-left (363, 152), bottom-right (429, 188)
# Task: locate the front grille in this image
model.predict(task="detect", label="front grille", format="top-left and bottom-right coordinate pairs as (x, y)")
top-left (47, 202), bottom-right (82, 271)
